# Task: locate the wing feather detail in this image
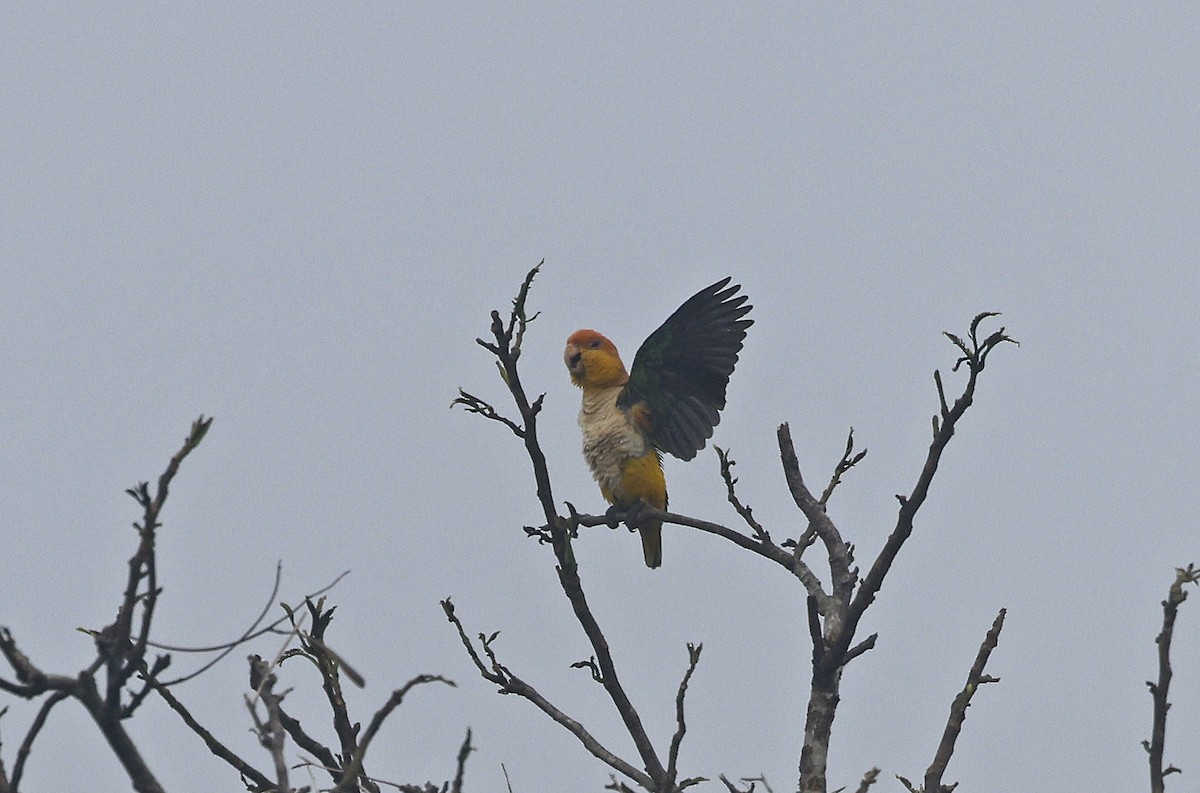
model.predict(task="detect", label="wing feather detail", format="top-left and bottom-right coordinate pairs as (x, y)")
top-left (619, 278), bottom-right (753, 460)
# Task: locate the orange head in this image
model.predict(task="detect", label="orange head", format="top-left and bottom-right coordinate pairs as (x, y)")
top-left (564, 329), bottom-right (629, 388)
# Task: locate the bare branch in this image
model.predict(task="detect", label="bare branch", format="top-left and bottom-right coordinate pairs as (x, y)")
top-left (854, 767), bottom-right (880, 793)
top-left (441, 599), bottom-right (653, 789)
top-left (10, 691), bottom-right (69, 790)
top-left (245, 656), bottom-right (290, 791)
top-left (791, 315), bottom-right (1013, 793)
top-left (818, 428), bottom-right (867, 507)
top-left (778, 424), bottom-right (855, 605)
top-left (923, 609), bottom-right (1006, 793)
top-left (282, 598), bottom-right (364, 786)
top-left (1146, 563), bottom-right (1199, 793)
top-left (152, 561), bottom-right (284, 684)
top-left (716, 447), bottom-right (772, 544)
top-left (843, 634), bottom-right (877, 665)
top-left (665, 643), bottom-right (704, 788)
top-left (111, 416), bottom-right (213, 703)
top-left (332, 675), bottom-right (457, 793)
top-left (566, 507), bottom-right (830, 606)
top-left (847, 317), bottom-right (1015, 644)
top-left (278, 703), bottom-right (341, 783)
top-left (451, 728), bottom-right (473, 793)
top-left (0, 628), bottom-right (61, 697)
top-left (151, 566), bottom-right (351, 688)
top-left (450, 388), bottom-right (525, 438)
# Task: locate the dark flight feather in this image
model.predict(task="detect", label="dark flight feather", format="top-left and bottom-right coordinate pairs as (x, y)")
top-left (619, 278), bottom-right (753, 460)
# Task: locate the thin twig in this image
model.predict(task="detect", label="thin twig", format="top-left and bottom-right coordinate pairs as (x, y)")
top-left (11, 691), bottom-right (69, 789)
top-left (331, 675), bottom-right (456, 793)
top-left (152, 567), bottom-right (351, 686)
top-left (1146, 563), bottom-right (1199, 793)
top-left (923, 609), bottom-right (1006, 793)
top-left (451, 728), bottom-right (473, 793)
top-left (716, 447), bottom-right (772, 544)
top-left (818, 428), bottom-right (867, 507)
top-left (665, 644), bottom-right (704, 787)
top-left (441, 599), bottom-right (653, 788)
top-left (853, 767), bottom-right (880, 793)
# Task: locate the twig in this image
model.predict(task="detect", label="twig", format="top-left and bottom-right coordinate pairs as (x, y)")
top-left (818, 428), bottom-right (867, 507)
top-left (246, 656), bottom-right (290, 791)
top-left (853, 767), bottom-right (879, 793)
top-left (716, 447), bottom-right (772, 545)
top-left (1145, 563), bottom-right (1199, 793)
top-left (846, 316), bottom-right (1015, 643)
top-left (111, 416), bottom-right (213, 704)
top-left (150, 679), bottom-right (274, 789)
top-left (665, 644), bottom-right (704, 789)
top-left (778, 424), bottom-right (855, 607)
top-left (151, 567), bottom-right (351, 686)
top-left (923, 609), bottom-right (1006, 793)
top-left (450, 389), bottom-right (525, 438)
top-left (564, 507), bottom-right (830, 607)
top-left (441, 599), bottom-right (653, 788)
top-left (331, 675), bottom-right (456, 793)
top-left (11, 691), bottom-right (69, 789)
top-left (451, 728), bottom-right (473, 793)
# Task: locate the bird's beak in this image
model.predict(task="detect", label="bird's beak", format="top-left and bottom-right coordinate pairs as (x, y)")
top-left (564, 342), bottom-right (583, 375)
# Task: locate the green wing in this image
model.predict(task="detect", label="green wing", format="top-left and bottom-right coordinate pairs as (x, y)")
top-left (619, 278), bottom-right (753, 460)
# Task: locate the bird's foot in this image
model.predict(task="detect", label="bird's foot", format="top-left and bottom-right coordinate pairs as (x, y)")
top-left (604, 504), bottom-right (623, 529)
top-left (623, 500), bottom-right (648, 530)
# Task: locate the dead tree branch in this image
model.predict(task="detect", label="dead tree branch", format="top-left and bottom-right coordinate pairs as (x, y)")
top-left (1145, 563), bottom-right (1199, 793)
top-left (923, 608), bottom-right (1006, 793)
top-left (441, 599), bottom-right (653, 789)
top-left (2, 418), bottom-right (466, 793)
top-left (853, 767), bottom-right (880, 793)
top-left (790, 314), bottom-right (1014, 793)
top-left (149, 679), bottom-right (274, 790)
top-left (0, 415), bottom-right (212, 793)
top-left (331, 674), bottom-right (456, 793)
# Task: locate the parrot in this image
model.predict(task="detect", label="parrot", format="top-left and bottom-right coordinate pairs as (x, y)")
top-left (564, 278), bottom-right (753, 568)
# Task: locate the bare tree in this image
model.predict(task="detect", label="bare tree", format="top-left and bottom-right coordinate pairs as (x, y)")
top-left (4, 268), bottom-right (1196, 793)
top-left (453, 265), bottom-right (1016, 792)
top-left (0, 417), bottom-right (468, 793)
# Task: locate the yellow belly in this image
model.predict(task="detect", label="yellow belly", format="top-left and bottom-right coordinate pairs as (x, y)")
top-left (602, 450), bottom-right (667, 510)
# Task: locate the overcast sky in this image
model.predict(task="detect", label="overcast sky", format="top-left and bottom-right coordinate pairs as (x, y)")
top-left (2, 5), bottom-right (1198, 792)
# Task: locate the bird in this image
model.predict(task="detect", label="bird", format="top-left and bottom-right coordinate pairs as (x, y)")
top-left (564, 278), bottom-right (753, 568)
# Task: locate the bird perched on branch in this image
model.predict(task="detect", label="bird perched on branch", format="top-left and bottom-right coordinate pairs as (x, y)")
top-left (564, 278), bottom-right (753, 568)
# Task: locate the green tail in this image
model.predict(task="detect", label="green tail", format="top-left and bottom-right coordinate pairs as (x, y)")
top-left (640, 521), bottom-right (662, 569)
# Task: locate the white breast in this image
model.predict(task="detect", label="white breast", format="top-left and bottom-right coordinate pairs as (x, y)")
top-left (578, 385), bottom-right (646, 498)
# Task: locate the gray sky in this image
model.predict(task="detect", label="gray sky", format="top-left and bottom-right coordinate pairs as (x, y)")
top-left (2, 5), bottom-right (1198, 791)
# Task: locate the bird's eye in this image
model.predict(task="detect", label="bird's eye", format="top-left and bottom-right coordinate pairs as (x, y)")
top-left (588, 339), bottom-right (602, 348)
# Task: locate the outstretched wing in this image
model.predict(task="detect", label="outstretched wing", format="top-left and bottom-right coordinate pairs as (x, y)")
top-left (618, 278), bottom-right (753, 460)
